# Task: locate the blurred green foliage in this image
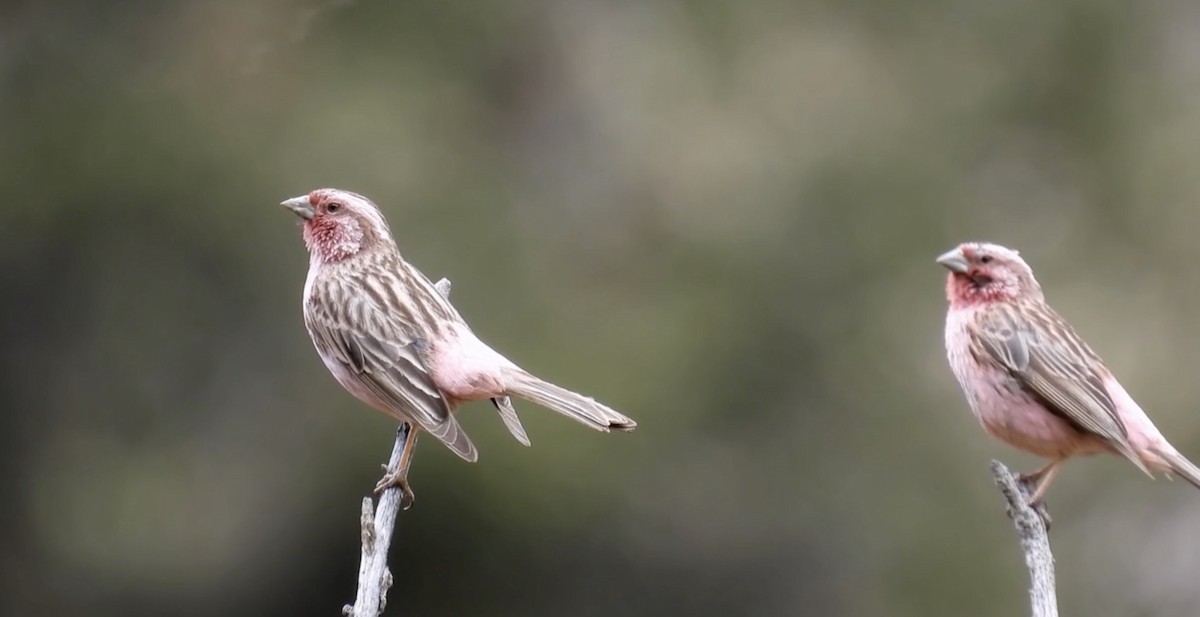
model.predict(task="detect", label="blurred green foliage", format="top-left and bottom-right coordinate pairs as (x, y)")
top-left (3, 1), bottom-right (1200, 615)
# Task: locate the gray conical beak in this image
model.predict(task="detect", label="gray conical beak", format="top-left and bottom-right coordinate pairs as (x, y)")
top-left (281, 195), bottom-right (314, 220)
top-left (936, 248), bottom-right (970, 273)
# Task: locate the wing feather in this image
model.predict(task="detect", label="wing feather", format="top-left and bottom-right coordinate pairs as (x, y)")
top-left (975, 303), bottom-right (1144, 468)
top-left (305, 272), bottom-right (477, 462)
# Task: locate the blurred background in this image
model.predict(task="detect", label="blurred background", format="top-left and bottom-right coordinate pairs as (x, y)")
top-left (4, 0), bottom-right (1200, 615)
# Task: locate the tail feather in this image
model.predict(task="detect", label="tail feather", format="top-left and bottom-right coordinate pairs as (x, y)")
top-left (1155, 446), bottom-right (1200, 490)
top-left (502, 368), bottom-right (636, 432)
top-left (491, 396), bottom-right (531, 447)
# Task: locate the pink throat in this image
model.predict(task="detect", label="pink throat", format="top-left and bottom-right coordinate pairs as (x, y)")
top-left (946, 273), bottom-right (1011, 308)
top-left (303, 217), bottom-right (361, 262)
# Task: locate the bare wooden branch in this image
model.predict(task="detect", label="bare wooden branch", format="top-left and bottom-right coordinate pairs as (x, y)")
top-left (342, 277), bottom-right (454, 616)
top-left (342, 423), bottom-right (410, 616)
top-left (990, 460), bottom-right (1058, 617)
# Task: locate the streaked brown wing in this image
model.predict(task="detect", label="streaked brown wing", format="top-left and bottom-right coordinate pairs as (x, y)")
top-left (974, 303), bottom-right (1139, 461)
top-left (306, 290), bottom-right (477, 462)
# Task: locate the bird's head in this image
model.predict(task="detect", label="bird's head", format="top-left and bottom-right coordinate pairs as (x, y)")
top-left (281, 188), bottom-right (393, 263)
top-left (937, 242), bottom-right (1043, 307)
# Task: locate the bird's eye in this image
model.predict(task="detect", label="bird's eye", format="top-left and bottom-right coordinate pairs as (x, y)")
top-left (325, 202), bottom-right (341, 213)
top-left (979, 255), bottom-right (994, 264)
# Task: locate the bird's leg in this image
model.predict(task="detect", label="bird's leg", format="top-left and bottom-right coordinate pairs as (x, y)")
top-left (1015, 461), bottom-right (1053, 491)
top-left (375, 424), bottom-right (421, 510)
top-left (1024, 460), bottom-right (1064, 506)
top-left (1014, 459), bottom-right (1064, 528)
top-left (1017, 459), bottom-right (1064, 505)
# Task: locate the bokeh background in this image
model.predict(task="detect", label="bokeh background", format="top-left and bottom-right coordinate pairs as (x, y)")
top-left (5, 1), bottom-right (1200, 615)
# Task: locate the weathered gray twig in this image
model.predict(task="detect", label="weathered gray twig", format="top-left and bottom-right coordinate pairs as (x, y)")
top-left (342, 277), bottom-right (453, 616)
top-left (990, 460), bottom-right (1058, 617)
top-left (343, 424), bottom-right (412, 616)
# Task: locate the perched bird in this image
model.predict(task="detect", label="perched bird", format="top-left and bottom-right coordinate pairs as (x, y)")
top-left (939, 242), bottom-right (1200, 507)
top-left (281, 188), bottom-right (636, 507)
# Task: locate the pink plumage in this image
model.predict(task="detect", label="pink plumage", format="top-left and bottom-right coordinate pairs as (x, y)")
top-left (281, 188), bottom-right (636, 507)
top-left (940, 242), bottom-right (1200, 505)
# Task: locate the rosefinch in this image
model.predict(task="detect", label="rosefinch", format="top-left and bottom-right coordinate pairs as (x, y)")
top-left (940, 242), bottom-right (1200, 506)
top-left (281, 188), bottom-right (636, 507)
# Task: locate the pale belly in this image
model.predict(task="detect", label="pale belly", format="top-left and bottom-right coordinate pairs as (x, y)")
top-left (945, 312), bottom-right (1107, 460)
top-left (319, 350), bottom-right (411, 420)
top-left (966, 373), bottom-right (1104, 459)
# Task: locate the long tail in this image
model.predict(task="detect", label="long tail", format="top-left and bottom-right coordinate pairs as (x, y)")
top-left (501, 367), bottom-right (636, 432)
top-left (1154, 446), bottom-right (1200, 490)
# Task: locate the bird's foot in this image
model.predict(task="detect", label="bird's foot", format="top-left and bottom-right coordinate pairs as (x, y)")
top-left (375, 464), bottom-right (415, 510)
top-left (1015, 473), bottom-right (1053, 529)
top-left (1028, 501), bottom-right (1053, 529)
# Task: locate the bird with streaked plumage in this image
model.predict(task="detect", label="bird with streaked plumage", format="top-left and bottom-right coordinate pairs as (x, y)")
top-left (939, 242), bottom-right (1200, 509)
top-left (281, 188), bottom-right (636, 508)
